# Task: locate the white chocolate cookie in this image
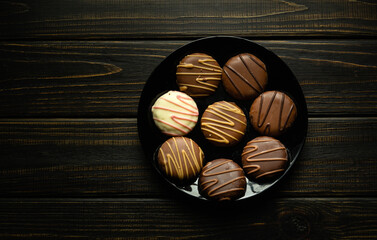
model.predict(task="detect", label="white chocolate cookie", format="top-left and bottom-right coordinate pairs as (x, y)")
top-left (152, 91), bottom-right (199, 136)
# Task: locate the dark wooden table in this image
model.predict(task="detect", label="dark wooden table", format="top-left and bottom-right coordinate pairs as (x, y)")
top-left (1, 0), bottom-right (376, 239)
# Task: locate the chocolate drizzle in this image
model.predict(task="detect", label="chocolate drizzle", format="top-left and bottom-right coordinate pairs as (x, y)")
top-left (223, 64), bottom-right (260, 95)
top-left (176, 53), bottom-right (222, 97)
top-left (241, 136), bottom-right (288, 180)
top-left (239, 54), bottom-right (264, 90)
top-left (199, 159), bottom-right (246, 201)
top-left (222, 53), bottom-right (268, 100)
top-left (250, 91), bottom-right (297, 137)
top-left (257, 90), bottom-right (277, 128)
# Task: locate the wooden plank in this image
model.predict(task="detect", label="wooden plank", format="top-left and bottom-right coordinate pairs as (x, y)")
top-left (0, 198), bottom-right (376, 239)
top-left (0, 117), bottom-right (376, 197)
top-left (0, 0), bottom-right (376, 39)
top-left (0, 40), bottom-right (376, 117)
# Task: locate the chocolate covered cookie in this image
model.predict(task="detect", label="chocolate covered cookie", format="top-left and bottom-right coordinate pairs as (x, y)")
top-left (151, 90), bottom-right (199, 136)
top-left (222, 53), bottom-right (268, 100)
top-left (198, 159), bottom-right (246, 201)
top-left (249, 91), bottom-right (297, 137)
top-left (242, 136), bottom-right (288, 181)
top-left (201, 101), bottom-right (247, 147)
top-left (158, 137), bottom-right (204, 184)
top-left (176, 53), bottom-right (222, 97)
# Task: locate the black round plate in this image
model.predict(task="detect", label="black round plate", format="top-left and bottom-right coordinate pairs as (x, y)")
top-left (137, 36), bottom-right (308, 201)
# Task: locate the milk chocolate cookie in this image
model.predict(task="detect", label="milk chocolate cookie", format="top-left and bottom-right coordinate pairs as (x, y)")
top-left (158, 137), bottom-right (204, 184)
top-left (249, 91), bottom-right (297, 137)
top-left (198, 158), bottom-right (246, 201)
top-left (201, 101), bottom-right (247, 147)
top-left (242, 136), bottom-right (288, 181)
top-left (222, 53), bottom-right (268, 100)
top-left (176, 53), bottom-right (222, 97)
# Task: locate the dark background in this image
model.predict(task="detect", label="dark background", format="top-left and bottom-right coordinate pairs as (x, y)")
top-left (0, 0), bottom-right (376, 239)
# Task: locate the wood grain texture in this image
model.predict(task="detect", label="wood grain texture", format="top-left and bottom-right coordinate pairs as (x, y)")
top-left (0, 198), bottom-right (376, 239)
top-left (0, 0), bottom-right (376, 39)
top-left (0, 1), bottom-right (375, 239)
top-left (0, 40), bottom-right (376, 117)
top-left (0, 117), bottom-right (376, 198)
